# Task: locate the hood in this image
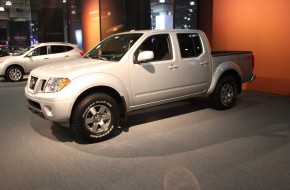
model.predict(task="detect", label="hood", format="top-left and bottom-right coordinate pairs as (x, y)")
top-left (30, 57), bottom-right (113, 79)
top-left (0, 55), bottom-right (14, 62)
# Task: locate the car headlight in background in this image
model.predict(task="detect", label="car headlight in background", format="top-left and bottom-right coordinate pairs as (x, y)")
top-left (44, 78), bottom-right (71, 93)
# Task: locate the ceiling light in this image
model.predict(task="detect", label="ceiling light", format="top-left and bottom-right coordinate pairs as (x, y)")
top-left (190, 1), bottom-right (195, 6)
top-left (159, 0), bottom-right (165, 3)
top-left (5, 1), bottom-right (12, 6)
top-left (0, 7), bottom-right (5, 11)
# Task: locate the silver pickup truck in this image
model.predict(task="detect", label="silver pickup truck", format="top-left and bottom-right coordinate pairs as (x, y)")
top-left (25, 29), bottom-right (255, 142)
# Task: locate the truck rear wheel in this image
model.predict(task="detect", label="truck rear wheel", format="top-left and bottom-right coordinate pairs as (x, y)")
top-left (71, 93), bottom-right (120, 143)
top-left (210, 76), bottom-right (237, 110)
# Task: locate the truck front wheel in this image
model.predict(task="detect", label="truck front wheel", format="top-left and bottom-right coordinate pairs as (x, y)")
top-left (210, 76), bottom-right (237, 110)
top-left (71, 93), bottom-right (120, 142)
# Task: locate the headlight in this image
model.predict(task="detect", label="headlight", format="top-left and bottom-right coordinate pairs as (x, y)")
top-left (44, 78), bottom-right (71, 93)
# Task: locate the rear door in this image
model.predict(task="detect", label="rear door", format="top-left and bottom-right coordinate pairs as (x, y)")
top-left (175, 32), bottom-right (211, 94)
top-left (48, 45), bottom-right (73, 63)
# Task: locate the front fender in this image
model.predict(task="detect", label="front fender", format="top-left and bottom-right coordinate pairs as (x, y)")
top-left (206, 61), bottom-right (242, 94)
top-left (68, 73), bottom-right (131, 109)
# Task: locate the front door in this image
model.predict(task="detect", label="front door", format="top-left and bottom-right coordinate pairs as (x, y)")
top-left (129, 34), bottom-right (180, 106)
top-left (24, 46), bottom-right (51, 72)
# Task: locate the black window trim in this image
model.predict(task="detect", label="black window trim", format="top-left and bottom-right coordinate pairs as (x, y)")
top-left (176, 32), bottom-right (203, 58)
top-left (134, 33), bottom-right (173, 63)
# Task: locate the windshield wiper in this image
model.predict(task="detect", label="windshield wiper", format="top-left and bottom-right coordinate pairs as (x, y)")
top-left (86, 55), bottom-right (108, 61)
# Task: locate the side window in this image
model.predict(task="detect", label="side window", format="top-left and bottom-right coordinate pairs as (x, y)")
top-left (177, 33), bottom-right (203, 58)
top-left (50, 45), bottom-right (66, 54)
top-left (135, 34), bottom-right (172, 62)
top-left (64, 46), bottom-right (74, 52)
top-left (32, 46), bottom-right (47, 56)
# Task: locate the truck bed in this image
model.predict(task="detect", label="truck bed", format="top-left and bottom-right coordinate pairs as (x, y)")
top-left (211, 50), bottom-right (254, 84)
top-left (211, 51), bottom-right (252, 57)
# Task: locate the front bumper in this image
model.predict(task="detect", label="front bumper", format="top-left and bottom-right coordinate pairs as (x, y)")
top-left (25, 86), bottom-right (75, 123)
top-left (0, 65), bottom-right (5, 77)
top-left (27, 98), bottom-right (45, 119)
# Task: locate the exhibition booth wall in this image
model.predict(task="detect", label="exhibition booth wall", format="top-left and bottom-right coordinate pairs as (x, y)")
top-left (2, 0), bottom-right (289, 96)
top-left (212, 0), bottom-right (290, 96)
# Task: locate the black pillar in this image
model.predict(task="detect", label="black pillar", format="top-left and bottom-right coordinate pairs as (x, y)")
top-left (198, 0), bottom-right (213, 45)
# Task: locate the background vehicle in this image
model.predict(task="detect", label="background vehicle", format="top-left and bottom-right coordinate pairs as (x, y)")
top-left (25, 29), bottom-right (255, 142)
top-left (0, 42), bottom-right (83, 82)
top-left (0, 46), bottom-right (10, 57)
top-left (0, 46), bottom-right (25, 57)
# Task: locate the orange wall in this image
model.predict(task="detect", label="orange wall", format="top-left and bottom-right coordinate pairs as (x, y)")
top-left (82, 0), bottom-right (100, 52)
top-left (213, 0), bottom-right (290, 96)
top-left (81, 0), bottom-right (123, 52)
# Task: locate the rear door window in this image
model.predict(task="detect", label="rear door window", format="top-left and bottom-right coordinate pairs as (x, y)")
top-left (177, 33), bottom-right (203, 58)
top-left (50, 45), bottom-right (66, 54)
top-left (65, 46), bottom-right (74, 52)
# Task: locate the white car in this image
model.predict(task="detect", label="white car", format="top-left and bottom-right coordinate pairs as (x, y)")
top-left (0, 42), bottom-right (83, 82)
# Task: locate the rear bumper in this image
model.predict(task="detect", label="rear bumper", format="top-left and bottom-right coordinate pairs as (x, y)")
top-left (250, 74), bottom-right (256, 82)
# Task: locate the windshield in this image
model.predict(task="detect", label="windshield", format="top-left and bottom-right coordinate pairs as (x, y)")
top-left (84, 33), bottom-right (143, 61)
top-left (14, 46), bottom-right (31, 56)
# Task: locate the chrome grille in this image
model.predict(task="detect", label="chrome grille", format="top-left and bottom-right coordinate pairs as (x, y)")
top-left (41, 80), bottom-right (47, 91)
top-left (29, 76), bottom-right (38, 90)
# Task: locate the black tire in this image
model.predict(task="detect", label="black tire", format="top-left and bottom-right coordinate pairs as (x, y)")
top-left (71, 93), bottom-right (120, 143)
top-left (210, 76), bottom-right (238, 110)
top-left (6, 66), bottom-right (24, 82)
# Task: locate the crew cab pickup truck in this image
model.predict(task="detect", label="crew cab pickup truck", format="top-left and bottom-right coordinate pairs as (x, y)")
top-left (25, 29), bottom-right (255, 142)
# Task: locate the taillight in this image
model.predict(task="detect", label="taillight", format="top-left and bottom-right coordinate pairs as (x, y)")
top-left (251, 54), bottom-right (255, 69)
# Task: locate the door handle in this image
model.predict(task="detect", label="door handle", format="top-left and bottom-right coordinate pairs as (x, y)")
top-left (65, 55), bottom-right (70, 57)
top-left (168, 64), bottom-right (179, 70)
top-left (200, 61), bottom-right (208, 66)
top-left (44, 58), bottom-right (49, 60)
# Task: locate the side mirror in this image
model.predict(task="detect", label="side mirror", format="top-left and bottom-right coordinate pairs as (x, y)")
top-left (26, 52), bottom-right (33, 57)
top-left (137, 51), bottom-right (154, 63)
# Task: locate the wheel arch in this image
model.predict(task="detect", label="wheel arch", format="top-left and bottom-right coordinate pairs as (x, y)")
top-left (71, 86), bottom-right (127, 122)
top-left (207, 61), bottom-right (242, 95)
top-left (218, 70), bottom-right (242, 94)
